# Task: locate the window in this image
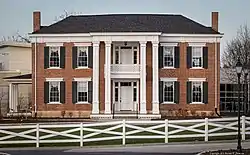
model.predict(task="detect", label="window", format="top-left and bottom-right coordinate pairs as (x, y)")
top-left (77, 81), bottom-right (88, 102)
top-left (115, 82), bottom-right (119, 102)
top-left (192, 82), bottom-right (202, 103)
top-left (163, 47), bottom-right (174, 67)
top-left (163, 82), bottom-right (174, 102)
top-left (133, 51), bottom-right (137, 64)
top-left (133, 82), bottom-right (137, 102)
top-left (77, 47), bottom-right (88, 67)
top-left (49, 81), bottom-right (60, 103)
top-left (49, 47), bottom-right (60, 67)
top-left (192, 47), bottom-right (202, 67)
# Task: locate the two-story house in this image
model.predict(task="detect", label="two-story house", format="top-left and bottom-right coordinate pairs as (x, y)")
top-left (0, 41), bottom-right (32, 116)
top-left (29, 11), bottom-right (223, 119)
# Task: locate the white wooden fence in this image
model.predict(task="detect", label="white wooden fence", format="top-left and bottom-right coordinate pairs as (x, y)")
top-left (0, 116), bottom-right (249, 147)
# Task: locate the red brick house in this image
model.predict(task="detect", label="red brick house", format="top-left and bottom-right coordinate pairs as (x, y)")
top-left (29, 11), bottom-right (223, 119)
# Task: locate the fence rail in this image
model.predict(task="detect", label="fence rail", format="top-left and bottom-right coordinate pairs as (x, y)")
top-left (0, 116), bottom-right (249, 147)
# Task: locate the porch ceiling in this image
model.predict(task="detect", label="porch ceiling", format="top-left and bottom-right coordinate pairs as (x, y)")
top-left (3, 73), bottom-right (31, 83)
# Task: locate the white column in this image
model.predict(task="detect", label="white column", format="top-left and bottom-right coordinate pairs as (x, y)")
top-left (12, 84), bottom-right (18, 112)
top-left (8, 83), bottom-right (13, 112)
top-left (105, 41), bottom-right (112, 114)
top-left (140, 41), bottom-right (147, 114)
top-left (92, 41), bottom-right (100, 114)
top-left (152, 42), bottom-right (160, 114)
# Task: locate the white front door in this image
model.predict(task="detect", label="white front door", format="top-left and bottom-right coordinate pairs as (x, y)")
top-left (120, 84), bottom-right (133, 111)
top-left (120, 48), bottom-right (133, 64)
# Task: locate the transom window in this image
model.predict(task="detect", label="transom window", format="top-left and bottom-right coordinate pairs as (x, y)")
top-left (77, 47), bottom-right (88, 67)
top-left (49, 81), bottom-right (60, 102)
top-left (163, 47), bottom-right (174, 67)
top-left (77, 81), bottom-right (88, 102)
top-left (192, 47), bottom-right (202, 67)
top-left (164, 82), bottom-right (174, 102)
top-left (192, 82), bottom-right (202, 103)
top-left (49, 47), bottom-right (60, 67)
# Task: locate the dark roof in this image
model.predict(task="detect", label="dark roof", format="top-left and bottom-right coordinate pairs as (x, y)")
top-left (32, 14), bottom-right (220, 34)
top-left (4, 74), bottom-right (31, 80)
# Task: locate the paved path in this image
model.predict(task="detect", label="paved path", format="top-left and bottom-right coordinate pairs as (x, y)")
top-left (0, 141), bottom-right (249, 155)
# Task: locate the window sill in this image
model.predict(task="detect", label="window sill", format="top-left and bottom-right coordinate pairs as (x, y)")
top-left (47, 102), bottom-right (62, 104)
top-left (163, 102), bottom-right (176, 104)
top-left (75, 67), bottom-right (89, 69)
top-left (75, 102), bottom-right (89, 104)
top-left (47, 67), bottom-right (61, 69)
top-left (190, 102), bottom-right (204, 104)
top-left (190, 67), bottom-right (203, 69)
top-left (163, 67), bottom-right (175, 69)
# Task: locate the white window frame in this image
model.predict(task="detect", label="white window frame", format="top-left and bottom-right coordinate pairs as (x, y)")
top-left (191, 81), bottom-right (203, 104)
top-left (49, 46), bottom-right (60, 69)
top-left (46, 78), bottom-right (63, 104)
top-left (48, 81), bottom-right (60, 104)
top-left (161, 78), bottom-right (177, 104)
top-left (191, 46), bottom-right (203, 69)
top-left (163, 81), bottom-right (175, 104)
top-left (74, 78), bottom-right (91, 104)
top-left (163, 46), bottom-right (175, 68)
top-left (77, 46), bottom-right (88, 69)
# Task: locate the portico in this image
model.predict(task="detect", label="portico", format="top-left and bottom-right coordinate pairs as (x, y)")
top-left (89, 34), bottom-right (161, 119)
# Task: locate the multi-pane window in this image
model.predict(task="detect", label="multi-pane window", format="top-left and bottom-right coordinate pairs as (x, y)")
top-left (163, 82), bottom-right (174, 102)
top-left (78, 47), bottom-right (88, 67)
top-left (163, 47), bottom-right (174, 67)
top-left (192, 47), bottom-right (202, 67)
top-left (49, 47), bottom-right (60, 67)
top-left (49, 81), bottom-right (60, 102)
top-left (192, 82), bottom-right (202, 103)
top-left (77, 81), bottom-right (88, 102)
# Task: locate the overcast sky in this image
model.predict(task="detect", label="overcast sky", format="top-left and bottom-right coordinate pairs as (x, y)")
top-left (0, 0), bottom-right (250, 57)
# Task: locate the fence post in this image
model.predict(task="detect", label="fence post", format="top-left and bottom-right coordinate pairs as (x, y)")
top-left (80, 123), bottom-right (83, 147)
top-left (122, 119), bottom-right (126, 145)
top-left (242, 116), bottom-right (246, 141)
top-left (165, 119), bottom-right (168, 143)
top-left (36, 123), bottom-right (39, 148)
top-left (205, 118), bottom-right (208, 142)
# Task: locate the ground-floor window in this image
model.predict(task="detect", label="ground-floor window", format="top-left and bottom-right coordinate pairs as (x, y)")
top-left (77, 81), bottom-right (88, 103)
top-left (163, 81), bottom-right (174, 103)
top-left (49, 81), bottom-right (60, 103)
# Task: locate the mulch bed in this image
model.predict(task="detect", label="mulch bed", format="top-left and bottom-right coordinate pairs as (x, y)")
top-left (201, 149), bottom-right (250, 155)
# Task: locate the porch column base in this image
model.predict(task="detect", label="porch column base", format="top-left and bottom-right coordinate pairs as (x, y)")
top-left (105, 102), bottom-right (111, 114)
top-left (91, 101), bottom-right (100, 114)
top-left (90, 114), bottom-right (161, 119)
top-left (152, 101), bottom-right (160, 114)
top-left (139, 102), bottom-right (147, 114)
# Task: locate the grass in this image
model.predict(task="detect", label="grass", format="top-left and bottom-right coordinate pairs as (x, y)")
top-left (0, 121), bottom-right (249, 148)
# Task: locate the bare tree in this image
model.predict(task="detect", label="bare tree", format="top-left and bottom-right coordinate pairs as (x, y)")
top-left (222, 24), bottom-right (250, 82)
top-left (1, 31), bottom-right (30, 43)
top-left (0, 90), bottom-right (8, 118)
top-left (53, 10), bottom-right (83, 22)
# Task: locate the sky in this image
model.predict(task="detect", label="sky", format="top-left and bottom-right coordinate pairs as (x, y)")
top-left (0, 0), bottom-right (250, 57)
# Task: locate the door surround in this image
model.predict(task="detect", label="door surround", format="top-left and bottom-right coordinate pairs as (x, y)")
top-left (112, 80), bottom-right (139, 112)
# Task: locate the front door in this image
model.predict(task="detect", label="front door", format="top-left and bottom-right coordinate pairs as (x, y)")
top-left (120, 82), bottom-right (133, 111)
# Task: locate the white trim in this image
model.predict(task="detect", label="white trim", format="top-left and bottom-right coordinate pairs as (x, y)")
top-left (190, 102), bottom-right (204, 104)
top-left (160, 36), bottom-right (221, 43)
top-left (76, 81), bottom-right (88, 103)
top-left (49, 46), bottom-right (60, 68)
top-left (46, 42), bottom-right (63, 46)
top-left (163, 67), bottom-right (175, 69)
top-left (160, 43), bottom-right (178, 46)
top-left (162, 81), bottom-right (175, 104)
top-left (188, 78), bottom-right (206, 81)
top-left (75, 67), bottom-right (89, 69)
top-left (47, 67), bottom-right (61, 69)
top-left (160, 78), bottom-right (178, 81)
top-left (4, 79), bottom-right (31, 82)
top-left (75, 102), bottom-right (89, 104)
top-left (74, 42), bottom-right (92, 46)
top-left (47, 102), bottom-right (62, 104)
top-left (46, 78), bottom-right (64, 81)
top-left (77, 46), bottom-right (88, 68)
top-left (163, 102), bottom-right (175, 104)
top-left (191, 46), bottom-right (203, 68)
top-left (73, 77), bottom-right (91, 81)
top-left (29, 32), bottom-right (223, 37)
top-left (161, 33), bottom-right (223, 37)
top-left (188, 42), bottom-right (206, 47)
top-left (190, 67), bottom-right (203, 69)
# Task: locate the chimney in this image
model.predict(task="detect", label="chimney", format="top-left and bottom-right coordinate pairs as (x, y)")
top-left (211, 12), bottom-right (218, 31)
top-left (33, 11), bottom-right (41, 32)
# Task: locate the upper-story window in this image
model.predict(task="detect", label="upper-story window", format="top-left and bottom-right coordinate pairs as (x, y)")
top-left (163, 47), bottom-right (174, 67)
top-left (49, 47), bottom-right (60, 68)
top-left (77, 47), bottom-right (88, 67)
top-left (192, 47), bottom-right (202, 68)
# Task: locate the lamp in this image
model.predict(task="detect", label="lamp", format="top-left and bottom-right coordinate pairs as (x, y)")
top-left (236, 57), bottom-right (242, 152)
